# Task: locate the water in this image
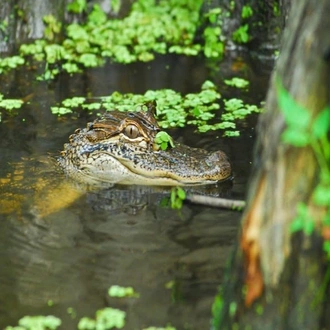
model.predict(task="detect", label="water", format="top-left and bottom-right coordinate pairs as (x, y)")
top-left (0, 53), bottom-right (272, 329)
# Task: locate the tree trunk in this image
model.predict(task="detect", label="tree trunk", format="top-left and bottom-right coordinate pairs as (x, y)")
top-left (215, 0), bottom-right (330, 329)
top-left (0, 0), bottom-right (118, 53)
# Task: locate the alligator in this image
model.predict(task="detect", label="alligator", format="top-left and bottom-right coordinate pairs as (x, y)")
top-left (58, 101), bottom-right (232, 186)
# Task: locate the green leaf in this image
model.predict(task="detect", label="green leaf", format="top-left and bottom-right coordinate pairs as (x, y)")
top-left (16, 315), bottom-right (61, 330)
top-left (224, 130), bottom-right (240, 137)
top-left (88, 4), bottom-right (108, 25)
top-left (51, 107), bottom-right (73, 115)
top-left (0, 98), bottom-right (23, 110)
top-left (290, 216), bottom-right (304, 233)
top-left (170, 187), bottom-right (185, 210)
top-left (161, 142), bottom-right (167, 150)
top-left (155, 131), bottom-right (175, 150)
top-left (303, 219), bottom-right (315, 236)
top-left (313, 184), bottom-right (330, 206)
top-left (108, 285), bottom-right (139, 298)
top-left (281, 128), bottom-right (310, 147)
top-left (177, 187), bottom-right (186, 200)
top-left (224, 77), bottom-right (249, 89)
top-left (78, 308), bottom-right (126, 330)
top-left (62, 97), bottom-right (86, 107)
top-left (224, 98), bottom-right (244, 111)
top-left (67, 0), bottom-right (87, 14)
top-left (276, 79), bottom-right (311, 130)
top-left (311, 107), bottom-right (330, 139)
top-left (78, 53), bottom-right (100, 67)
top-left (242, 5), bottom-right (253, 19)
top-left (201, 80), bottom-right (216, 90)
top-left (323, 241), bottom-right (330, 256)
top-left (77, 317), bottom-right (96, 330)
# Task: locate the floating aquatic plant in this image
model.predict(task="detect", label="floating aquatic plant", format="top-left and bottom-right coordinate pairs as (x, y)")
top-left (0, 0), bottom-right (225, 79)
top-left (51, 80), bottom-right (262, 136)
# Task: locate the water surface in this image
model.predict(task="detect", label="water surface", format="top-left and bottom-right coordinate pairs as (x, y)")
top-left (0, 53), bottom-right (272, 329)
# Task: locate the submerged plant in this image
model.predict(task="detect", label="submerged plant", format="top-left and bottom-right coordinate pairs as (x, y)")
top-left (170, 187), bottom-right (186, 209)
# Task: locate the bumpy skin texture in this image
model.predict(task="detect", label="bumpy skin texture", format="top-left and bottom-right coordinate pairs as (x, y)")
top-left (58, 102), bottom-right (232, 186)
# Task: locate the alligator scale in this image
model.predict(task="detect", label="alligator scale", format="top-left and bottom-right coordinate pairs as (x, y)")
top-left (58, 101), bottom-right (231, 186)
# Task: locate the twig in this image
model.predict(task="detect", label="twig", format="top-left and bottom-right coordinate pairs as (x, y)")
top-left (186, 194), bottom-right (246, 210)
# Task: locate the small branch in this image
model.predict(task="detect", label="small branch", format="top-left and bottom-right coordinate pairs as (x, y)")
top-left (185, 194), bottom-right (246, 210)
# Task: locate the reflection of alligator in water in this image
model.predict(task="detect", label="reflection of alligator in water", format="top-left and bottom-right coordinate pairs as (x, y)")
top-left (58, 101), bottom-right (232, 186)
top-left (0, 157), bottom-right (233, 218)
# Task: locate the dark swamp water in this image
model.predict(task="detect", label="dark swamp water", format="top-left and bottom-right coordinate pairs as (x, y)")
top-left (0, 53), bottom-right (273, 329)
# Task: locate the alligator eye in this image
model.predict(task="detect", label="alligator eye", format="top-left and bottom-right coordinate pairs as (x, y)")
top-left (124, 125), bottom-right (140, 138)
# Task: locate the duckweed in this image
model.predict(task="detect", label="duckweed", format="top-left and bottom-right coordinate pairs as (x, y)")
top-left (0, 0), bottom-right (225, 79)
top-left (224, 77), bottom-right (250, 89)
top-left (0, 94), bottom-right (23, 110)
top-left (50, 80), bottom-right (262, 136)
top-left (78, 308), bottom-right (126, 330)
top-left (108, 285), bottom-right (140, 298)
top-left (5, 315), bottom-right (61, 330)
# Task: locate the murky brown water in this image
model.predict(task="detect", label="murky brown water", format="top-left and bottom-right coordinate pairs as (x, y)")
top-left (0, 54), bottom-right (272, 329)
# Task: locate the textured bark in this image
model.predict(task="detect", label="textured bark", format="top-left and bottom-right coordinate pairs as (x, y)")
top-left (203, 0), bottom-right (282, 53)
top-left (217, 0), bottom-right (330, 329)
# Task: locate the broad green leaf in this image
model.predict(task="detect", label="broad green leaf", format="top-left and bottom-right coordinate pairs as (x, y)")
top-left (311, 107), bottom-right (330, 139)
top-left (155, 131), bottom-right (174, 150)
top-left (276, 79), bottom-right (311, 130)
top-left (242, 5), bottom-right (253, 19)
top-left (67, 0), bottom-right (87, 14)
top-left (303, 219), bottom-right (315, 236)
top-left (177, 187), bottom-right (186, 200)
top-left (161, 142), bottom-right (167, 150)
top-left (290, 216), bottom-right (304, 233)
top-left (323, 241), bottom-right (330, 256)
top-left (313, 185), bottom-right (330, 206)
top-left (281, 128), bottom-right (309, 147)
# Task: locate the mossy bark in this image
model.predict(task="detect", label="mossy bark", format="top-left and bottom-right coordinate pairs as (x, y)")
top-left (0, 0), bottom-right (66, 52)
top-left (203, 0), bottom-right (282, 53)
top-left (215, 0), bottom-right (330, 329)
